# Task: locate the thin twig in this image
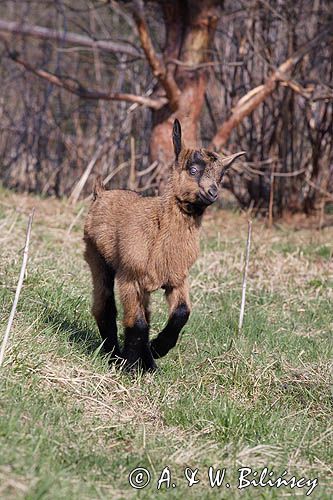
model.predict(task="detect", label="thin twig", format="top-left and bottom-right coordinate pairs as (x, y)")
top-left (243, 165), bottom-right (306, 178)
top-left (166, 58), bottom-right (243, 70)
top-left (318, 199), bottom-right (325, 231)
top-left (66, 206), bottom-right (85, 236)
top-left (136, 160), bottom-right (158, 177)
top-left (69, 143), bottom-right (104, 205)
top-left (238, 220), bottom-right (252, 335)
top-left (83, 159), bottom-right (136, 202)
top-left (129, 136), bottom-right (136, 190)
top-left (268, 163), bottom-right (275, 228)
top-left (0, 209), bottom-right (35, 368)
top-left (102, 160), bottom-right (131, 186)
top-left (305, 178), bottom-right (333, 202)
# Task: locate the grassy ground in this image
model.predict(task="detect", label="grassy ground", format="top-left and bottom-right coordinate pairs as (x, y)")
top-left (0, 187), bottom-right (332, 499)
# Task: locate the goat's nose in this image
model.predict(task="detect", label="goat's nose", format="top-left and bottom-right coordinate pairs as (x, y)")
top-left (208, 185), bottom-right (218, 198)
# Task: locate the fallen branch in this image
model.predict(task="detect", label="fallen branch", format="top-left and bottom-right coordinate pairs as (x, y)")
top-left (238, 220), bottom-right (252, 335)
top-left (0, 209), bottom-right (35, 368)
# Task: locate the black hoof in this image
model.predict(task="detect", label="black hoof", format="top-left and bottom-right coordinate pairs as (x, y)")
top-left (150, 339), bottom-right (171, 359)
top-left (103, 342), bottom-right (121, 357)
top-left (122, 358), bottom-right (158, 374)
top-left (122, 344), bottom-right (157, 373)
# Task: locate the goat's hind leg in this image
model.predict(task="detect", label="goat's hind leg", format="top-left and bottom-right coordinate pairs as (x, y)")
top-left (150, 281), bottom-right (190, 359)
top-left (119, 281), bottom-right (156, 372)
top-left (84, 240), bottom-right (121, 359)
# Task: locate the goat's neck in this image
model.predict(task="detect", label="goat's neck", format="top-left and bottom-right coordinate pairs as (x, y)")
top-left (160, 189), bottom-right (203, 234)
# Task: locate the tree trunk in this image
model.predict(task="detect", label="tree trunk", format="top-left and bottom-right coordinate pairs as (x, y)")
top-left (150, 0), bottom-right (219, 171)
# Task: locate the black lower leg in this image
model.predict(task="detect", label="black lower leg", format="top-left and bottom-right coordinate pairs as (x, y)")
top-left (122, 318), bottom-right (156, 372)
top-left (96, 292), bottom-right (121, 358)
top-left (94, 264), bottom-right (121, 358)
top-left (150, 302), bottom-right (190, 359)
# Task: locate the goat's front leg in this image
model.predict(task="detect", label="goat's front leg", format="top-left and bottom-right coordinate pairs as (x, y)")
top-left (118, 280), bottom-right (156, 372)
top-left (150, 280), bottom-right (191, 359)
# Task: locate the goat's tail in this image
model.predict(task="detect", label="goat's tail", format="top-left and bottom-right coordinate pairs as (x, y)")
top-left (93, 175), bottom-right (105, 201)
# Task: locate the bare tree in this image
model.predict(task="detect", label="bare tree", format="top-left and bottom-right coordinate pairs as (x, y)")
top-left (0, 0), bottom-right (332, 215)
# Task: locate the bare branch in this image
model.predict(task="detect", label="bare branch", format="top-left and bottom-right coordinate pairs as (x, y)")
top-left (136, 160), bottom-right (158, 177)
top-left (167, 58), bottom-right (242, 71)
top-left (7, 51), bottom-right (167, 109)
top-left (312, 92), bottom-right (333, 102)
top-left (211, 24), bottom-right (333, 150)
top-left (131, 0), bottom-right (180, 110)
top-left (0, 18), bottom-right (142, 58)
top-left (305, 178), bottom-right (333, 202)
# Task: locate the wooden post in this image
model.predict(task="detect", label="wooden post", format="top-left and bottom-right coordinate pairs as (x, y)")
top-left (238, 220), bottom-right (252, 335)
top-left (0, 209), bottom-right (35, 367)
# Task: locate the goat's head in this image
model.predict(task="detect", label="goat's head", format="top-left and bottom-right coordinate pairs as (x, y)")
top-left (171, 119), bottom-right (246, 213)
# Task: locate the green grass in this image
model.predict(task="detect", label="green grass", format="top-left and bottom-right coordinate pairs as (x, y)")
top-left (0, 190), bottom-right (332, 499)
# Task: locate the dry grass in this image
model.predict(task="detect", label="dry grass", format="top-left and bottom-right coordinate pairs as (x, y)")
top-left (0, 187), bottom-right (332, 498)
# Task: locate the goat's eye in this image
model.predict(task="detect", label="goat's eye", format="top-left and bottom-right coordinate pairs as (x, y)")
top-left (189, 166), bottom-right (198, 176)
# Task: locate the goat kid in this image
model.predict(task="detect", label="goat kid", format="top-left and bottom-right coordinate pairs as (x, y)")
top-left (84, 120), bottom-right (245, 372)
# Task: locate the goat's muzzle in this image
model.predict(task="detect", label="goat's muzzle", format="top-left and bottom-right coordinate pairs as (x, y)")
top-left (198, 189), bottom-right (218, 205)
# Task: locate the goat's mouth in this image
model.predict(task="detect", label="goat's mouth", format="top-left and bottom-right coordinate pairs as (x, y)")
top-left (198, 191), bottom-right (217, 206)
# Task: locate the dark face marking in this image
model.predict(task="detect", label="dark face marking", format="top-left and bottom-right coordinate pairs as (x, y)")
top-left (185, 151), bottom-right (206, 178)
top-left (183, 150), bottom-right (220, 205)
top-left (174, 148), bottom-right (225, 215)
top-left (205, 151), bottom-right (219, 161)
top-left (171, 124), bottom-right (245, 216)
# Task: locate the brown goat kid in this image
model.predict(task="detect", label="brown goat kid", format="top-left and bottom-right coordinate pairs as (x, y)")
top-left (84, 120), bottom-right (245, 372)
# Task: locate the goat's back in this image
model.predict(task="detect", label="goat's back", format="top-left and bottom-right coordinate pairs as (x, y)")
top-left (84, 189), bottom-right (160, 273)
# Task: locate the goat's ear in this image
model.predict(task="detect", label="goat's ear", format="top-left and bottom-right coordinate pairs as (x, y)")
top-left (220, 151), bottom-right (246, 174)
top-left (172, 119), bottom-right (182, 160)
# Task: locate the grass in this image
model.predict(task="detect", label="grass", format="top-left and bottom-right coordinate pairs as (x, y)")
top-left (0, 187), bottom-right (332, 499)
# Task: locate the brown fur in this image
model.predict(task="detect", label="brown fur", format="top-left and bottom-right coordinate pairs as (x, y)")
top-left (83, 120), bottom-right (245, 371)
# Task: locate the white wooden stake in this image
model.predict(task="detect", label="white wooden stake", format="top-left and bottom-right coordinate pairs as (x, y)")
top-left (238, 220), bottom-right (252, 335)
top-left (0, 209), bottom-right (35, 367)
